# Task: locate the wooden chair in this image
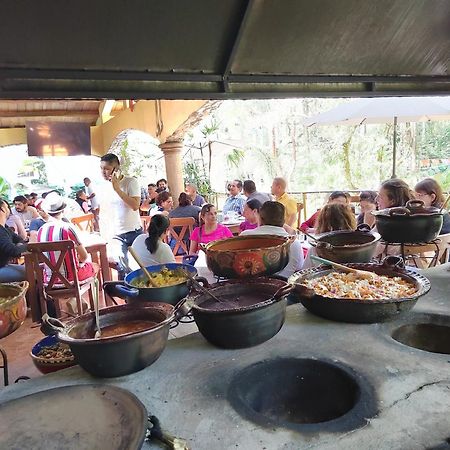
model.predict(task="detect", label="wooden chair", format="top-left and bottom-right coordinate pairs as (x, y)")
top-left (168, 217), bottom-right (195, 261)
top-left (27, 241), bottom-right (99, 318)
top-left (296, 202), bottom-right (304, 230)
top-left (71, 213), bottom-right (94, 233)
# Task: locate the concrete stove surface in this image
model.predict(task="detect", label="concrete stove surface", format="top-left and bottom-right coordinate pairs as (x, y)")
top-left (1, 265), bottom-right (449, 450)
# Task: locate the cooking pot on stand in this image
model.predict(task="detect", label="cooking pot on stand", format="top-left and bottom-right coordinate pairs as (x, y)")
top-left (372, 200), bottom-right (444, 243)
top-left (312, 225), bottom-right (381, 263)
top-left (41, 302), bottom-right (187, 377)
top-left (289, 256), bottom-right (431, 323)
top-left (103, 263), bottom-right (199, 305)
top-left (186, 277), bottom-right (296, 348)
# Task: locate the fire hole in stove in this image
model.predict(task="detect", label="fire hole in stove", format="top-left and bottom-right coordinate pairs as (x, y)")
top-left (392, 322), bottom-right (450, 355)
top-left (228, 358), bottom-right (374, 431)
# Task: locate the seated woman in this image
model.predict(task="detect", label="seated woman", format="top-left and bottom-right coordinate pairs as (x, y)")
top-left (131, 215), bottom-right (175, 268)
top-left (149, 191), bottom-right (173, 217)
top-left (414, 178), bottom-right (450, 234)
top-left (169, 193), bottom-right (201, 225)
top-left (239, 199), bottom-right (262, 233)
top-left (316, 203), bottom-right (357, 234)
top-left (299, 191), bottom-right (349, 233)
top-left (376, 178), bottom-right (414, 210)
top-left (189, 204), bottom-right (233, 254)
top-left (75, 189), bottom-right (89, 214)
top-left (0, 198), bottom-right (28, 282)
top-left (357, 190), bottom-right (378, 229)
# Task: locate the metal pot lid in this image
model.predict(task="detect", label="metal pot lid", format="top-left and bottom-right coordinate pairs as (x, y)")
top-left (373, 199), bottom-right (443, 217)
top-left (0, 385), bottom-right (147, 450)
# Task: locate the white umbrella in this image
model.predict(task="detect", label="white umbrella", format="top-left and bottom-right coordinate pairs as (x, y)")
top-left (303, 96), bottom-right (450, 177)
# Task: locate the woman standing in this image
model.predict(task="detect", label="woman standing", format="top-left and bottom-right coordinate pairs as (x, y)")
top-left (414, 178), bottom-right (450, 234)
top-left (131, 215), bottom-right (175, 267)
top-left (189, 204), bottom-right (233, 254)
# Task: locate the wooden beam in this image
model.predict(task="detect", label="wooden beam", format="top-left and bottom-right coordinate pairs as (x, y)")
top-left (0, 110), bottom-right (98, 118)
top-left (96, 99), bottom-right (115, 125)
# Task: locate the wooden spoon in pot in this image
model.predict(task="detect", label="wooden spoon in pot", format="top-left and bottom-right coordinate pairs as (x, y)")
top-left (128, 247), bottom-right (157, 287)
top-left (311, 255), bottom-right (376, 280)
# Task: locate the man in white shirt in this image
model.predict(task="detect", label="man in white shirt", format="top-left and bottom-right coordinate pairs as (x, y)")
top-left (100, 153), bottom-right (143, 278)
top-left (241, 201), bottom-right (304, 279)
top-left (13, 195), bottom-right (39, 231)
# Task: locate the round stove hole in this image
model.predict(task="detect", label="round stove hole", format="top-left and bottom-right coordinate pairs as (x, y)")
top-left (228, 358), bottom-right (360, 426)
top-left (392, 323), bottom-right (450, 355)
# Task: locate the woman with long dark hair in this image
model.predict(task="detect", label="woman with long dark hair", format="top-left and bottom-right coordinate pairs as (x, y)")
top-left (131, 214), bottom-right (175, 267)
top-left (239, 199), bottom-right (262, 233)
top-left (189, 204), bottom-right (233, 254)
top-left (316, 203), bottom-right (357, 234)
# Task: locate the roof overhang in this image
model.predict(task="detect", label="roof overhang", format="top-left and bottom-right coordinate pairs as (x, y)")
top-left (0, 0), bottom-right (449, 99)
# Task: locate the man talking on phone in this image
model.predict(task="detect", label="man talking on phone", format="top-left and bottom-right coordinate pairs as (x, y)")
top-left (100, 153), bottom-right (143, 279)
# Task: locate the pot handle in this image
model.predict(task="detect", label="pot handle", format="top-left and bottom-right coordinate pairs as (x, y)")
top-left (381, 255), bottom-right (405, 270)
top-left (190, 276), bottom-right (209, 292)
top-left (103, 281), bottom-right (139, 299)
top-left (406, 199), bottom-right (425, 210)
top-left (172, 297), bottom-right (194, 322)
top-left (40, 313), bottom-right (66, 336)
top-left (357, 223), bottom-right (372, 233)
top-left (388, 207), bottom-right (410, 216)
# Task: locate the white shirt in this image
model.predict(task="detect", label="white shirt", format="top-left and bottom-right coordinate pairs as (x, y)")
top-left (241, 225), bottom-right (304, 279)
top-left (130, 234), bottom-right (175, 268)
top-left (110, 176), bottom-right (142, 235)
top-left (85, 183), bottom-right (99, 209)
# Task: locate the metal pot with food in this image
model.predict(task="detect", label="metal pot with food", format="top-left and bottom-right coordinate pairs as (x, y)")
top-left (372, 199), bottom-right (444, 243)
top-left (185, 277), bottom-right (295, 349)
top-left (201, 234), bottom-right (295, 279)
top-left (289, 256), bottom-right (430, 323)
top-left (41, 302), bottom-right (187, 378)
top-left (103, 263), bottom-right (199, 305)
top-left (312, 225), bottom-right (381, 263)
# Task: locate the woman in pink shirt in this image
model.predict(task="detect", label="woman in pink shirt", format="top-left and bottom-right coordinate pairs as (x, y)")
top-left (189, 204), bottom-right (233, 254)
top-left (239, 198), bottom-right (261, 233)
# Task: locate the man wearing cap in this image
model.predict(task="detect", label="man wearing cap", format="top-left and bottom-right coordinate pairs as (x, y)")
top-left (100, 153), bottom-right (142, 278)
top-left (37, 193), bottom-right (96, 286)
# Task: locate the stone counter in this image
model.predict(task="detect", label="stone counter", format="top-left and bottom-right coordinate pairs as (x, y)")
top-left (1, 266), bottom-right (449, 449)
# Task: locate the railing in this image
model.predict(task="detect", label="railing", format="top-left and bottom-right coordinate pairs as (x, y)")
top-left (211, 190), bottom-right (367, 221)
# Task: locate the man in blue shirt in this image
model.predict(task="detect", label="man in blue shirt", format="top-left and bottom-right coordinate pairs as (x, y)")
top-left (223, 180), bottom-right (246, 215)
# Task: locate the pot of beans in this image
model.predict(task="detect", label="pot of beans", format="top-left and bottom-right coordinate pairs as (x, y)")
top-left (186, 277), bottom-right (295, 349)
top-left (103, 263), bottom-right (200, 306)
top-left (41, 302), bottom-right (188, 377)
top-left (289, 256), bottom-right (430, 323)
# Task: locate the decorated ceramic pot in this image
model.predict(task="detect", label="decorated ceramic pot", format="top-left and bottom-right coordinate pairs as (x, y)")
top-left (0, 281), bottom-right (28, 339)
top-left (201, 234), bottom-right (295, 279)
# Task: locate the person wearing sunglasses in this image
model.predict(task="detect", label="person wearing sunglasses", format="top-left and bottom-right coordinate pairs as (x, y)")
top-left (0, 198), bottom-right (28, 282)
top-left (223, 180), bottom-right (246, 216)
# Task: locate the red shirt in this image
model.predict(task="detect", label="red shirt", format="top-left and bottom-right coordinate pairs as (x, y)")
top-left (299, 210), bottom-right (320, 232)
top-left (37, 220), bottom-right (82, 282)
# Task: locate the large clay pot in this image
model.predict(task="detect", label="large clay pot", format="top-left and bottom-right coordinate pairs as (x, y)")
top-left (201, 234), bottom-right (295, 279)
top-left (0, 281), bottom-right (28, 339)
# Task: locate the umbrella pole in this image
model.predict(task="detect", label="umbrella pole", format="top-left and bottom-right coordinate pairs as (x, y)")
top-left (391, 116), bottom-right (398, 178)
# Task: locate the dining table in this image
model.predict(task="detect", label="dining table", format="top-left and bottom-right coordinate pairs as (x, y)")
top-left (25, 233), bottom-right (113, 323)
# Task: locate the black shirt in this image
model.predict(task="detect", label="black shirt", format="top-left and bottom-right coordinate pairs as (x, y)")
top-left (0, 225), bottom-right (27, 268)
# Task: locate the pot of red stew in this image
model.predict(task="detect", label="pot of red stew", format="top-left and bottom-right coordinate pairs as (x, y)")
top-left (42, 303), bottom-right (178, 377)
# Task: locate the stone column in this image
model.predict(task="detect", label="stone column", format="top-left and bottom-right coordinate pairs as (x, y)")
top-left (159, 140), bottom-right (184, 207)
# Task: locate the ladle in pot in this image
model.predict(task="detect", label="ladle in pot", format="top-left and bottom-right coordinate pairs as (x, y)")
top-left (93, 278), bottom-right (101, 338)
top-left (128, 247), bottom-right (157, 287)
top-left (439, 193), bottom-right (450, 213)
top-left (311, 255), bottom-right (376, 280)
top-left (181, 269), bottom-right (225, 303)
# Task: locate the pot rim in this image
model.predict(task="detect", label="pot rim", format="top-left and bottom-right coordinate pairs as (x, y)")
top-left (203, 234), bottom-right (293, 255)
top-left (125, 263), bottom-right (197, 289)
top-left (289, 263), bottom-right (431, 305)
top-left (190, 277), bottom-right (288, 314)
top-left (57, 304), bottom-right (175, 344)
top-left (313, 230), bottom-right (381, 249)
